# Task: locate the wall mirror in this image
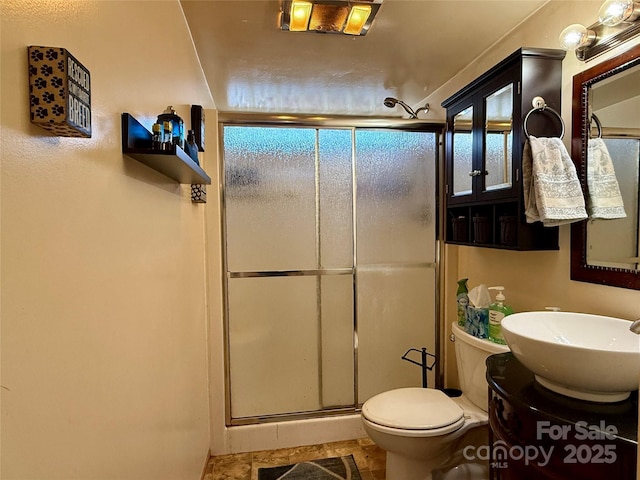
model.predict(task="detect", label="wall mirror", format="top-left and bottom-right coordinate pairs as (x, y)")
top-left (571, 42), bottom-right (640, 289)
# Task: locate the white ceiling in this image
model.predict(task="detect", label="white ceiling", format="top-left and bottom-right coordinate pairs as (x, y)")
top-left (181, 0), bottom-right (549, 117)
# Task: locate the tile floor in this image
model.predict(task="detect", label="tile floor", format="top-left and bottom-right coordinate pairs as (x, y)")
top-left (203, 437), bottom-right (386, 480)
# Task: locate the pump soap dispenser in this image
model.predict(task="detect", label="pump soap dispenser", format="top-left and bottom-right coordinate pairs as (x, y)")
top-left (488, 286), bottom-right (513, 344)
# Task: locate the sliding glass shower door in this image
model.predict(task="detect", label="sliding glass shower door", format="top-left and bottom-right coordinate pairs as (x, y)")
top-left (222, 124), bottom-right (439, 423)
top-left (224, 127), bottom-right (354, 419)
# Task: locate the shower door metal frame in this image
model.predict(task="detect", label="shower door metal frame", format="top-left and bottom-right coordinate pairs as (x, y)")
top-left (218, 113), bottom-right (445, 426)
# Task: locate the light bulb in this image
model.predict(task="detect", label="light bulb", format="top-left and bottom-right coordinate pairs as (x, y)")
top-left (559, 24), bottom-right (596, 50)
top-left (598, 0), bottom-right (637, 26)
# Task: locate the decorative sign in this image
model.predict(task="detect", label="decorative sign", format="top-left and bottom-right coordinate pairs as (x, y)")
top-left (191, 184), bottom-right (207, 203)
top-left (28, 46), bottom-right (91, 138)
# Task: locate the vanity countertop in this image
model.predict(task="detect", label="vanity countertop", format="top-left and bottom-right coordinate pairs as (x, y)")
top-left (486, 352), bottom-right (638, 446)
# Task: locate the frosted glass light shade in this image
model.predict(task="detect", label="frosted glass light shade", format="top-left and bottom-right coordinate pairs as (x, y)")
top-left (343, 5), bottom-right (372, 35)
top-left (559, 24), bottom-right (596, 50)
top-left (289, 0), bottom-right (312, 31)
top-left (598, 0), bottom-right (638, 26)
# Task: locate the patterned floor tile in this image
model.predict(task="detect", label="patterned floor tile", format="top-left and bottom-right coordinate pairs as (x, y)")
top-left (207, 438), bottom-right (385, 480)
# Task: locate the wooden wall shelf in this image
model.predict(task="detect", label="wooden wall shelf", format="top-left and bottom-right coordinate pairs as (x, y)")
top-left (121, 113), bottom-right (211, 185)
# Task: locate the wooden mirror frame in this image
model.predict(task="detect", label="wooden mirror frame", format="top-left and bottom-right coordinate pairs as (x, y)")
top-left (570, 43), bottom-right (640, 289)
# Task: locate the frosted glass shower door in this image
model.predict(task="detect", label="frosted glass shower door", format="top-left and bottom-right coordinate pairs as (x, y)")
top-left (355, 130), bottom-right (437, 402)
top-left (223, 126), bottom-right (354, 420)
top-left (222, 125), bottom-right (440, 422)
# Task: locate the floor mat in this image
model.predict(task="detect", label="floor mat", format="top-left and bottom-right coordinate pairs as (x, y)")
top-left (257, 455), bottom-right (362, 480)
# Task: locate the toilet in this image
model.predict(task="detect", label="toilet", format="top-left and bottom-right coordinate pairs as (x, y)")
top-left (361, 322), bottom-right (509, 480)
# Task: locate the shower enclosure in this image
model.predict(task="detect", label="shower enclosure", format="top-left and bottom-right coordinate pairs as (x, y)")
top-left (221, 120), bottom-right (441, 424)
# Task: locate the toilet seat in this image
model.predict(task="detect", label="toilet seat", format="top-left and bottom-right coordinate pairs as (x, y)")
top-left (362, 388), bottom-right (465, 437)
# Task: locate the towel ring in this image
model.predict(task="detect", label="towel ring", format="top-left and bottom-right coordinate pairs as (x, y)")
top-left (590, 113), bottom-right (603, 139)
top-left (523, 104), bottom-right (565, 140)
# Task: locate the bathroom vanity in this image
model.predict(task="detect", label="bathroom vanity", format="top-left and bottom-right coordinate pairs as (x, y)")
top-left (486, 353), bottom-right (638, 479)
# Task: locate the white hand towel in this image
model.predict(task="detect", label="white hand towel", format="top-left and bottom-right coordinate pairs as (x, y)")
top-left (587, 138), bottom-right (626, 219)
top-left (523, 136), bottom-right (588, 226)
top-left (522, 140), bottom-right (538, 223)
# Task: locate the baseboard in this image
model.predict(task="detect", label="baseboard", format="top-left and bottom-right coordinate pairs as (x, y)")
top-left (200, 449), bottom-right (212, 480)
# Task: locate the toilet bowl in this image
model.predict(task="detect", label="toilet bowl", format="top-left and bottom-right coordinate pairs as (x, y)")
top-left (361, 322), bottom-right (509, 480)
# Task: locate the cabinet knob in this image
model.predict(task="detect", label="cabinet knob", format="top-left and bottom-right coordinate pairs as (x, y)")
top-left (468, 169), bottom-right (487, 177)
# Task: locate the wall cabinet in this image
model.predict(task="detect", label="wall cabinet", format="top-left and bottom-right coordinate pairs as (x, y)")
top-left (442, 48), bottom-right (565, 250)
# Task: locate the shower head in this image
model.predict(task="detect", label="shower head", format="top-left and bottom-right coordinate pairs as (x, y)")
top-left (383, 97), bottom-right (398, 108)
top-left (383, 96), bottom-right (413, 116)
top-left (383, 97), bottom-right (429, 119)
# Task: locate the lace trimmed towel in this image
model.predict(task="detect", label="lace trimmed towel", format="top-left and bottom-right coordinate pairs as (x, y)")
top-left (523, 136), bottom-right (588, 226)
top-left (587, 138), bottom-right (626, 219)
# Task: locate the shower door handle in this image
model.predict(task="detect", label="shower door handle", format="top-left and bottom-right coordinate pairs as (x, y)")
top-left (469, 170), bottom-right (487, 177)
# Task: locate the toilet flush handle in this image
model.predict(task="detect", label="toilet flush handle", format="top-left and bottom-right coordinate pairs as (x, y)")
top-left (449, 333), bottom-right (455, 342)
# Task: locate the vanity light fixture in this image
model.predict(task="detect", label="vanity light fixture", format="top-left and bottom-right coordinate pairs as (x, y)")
top-left (280, 0), bottom-right (383, 36)
top-left (559, 0), bottom-right (640, 60)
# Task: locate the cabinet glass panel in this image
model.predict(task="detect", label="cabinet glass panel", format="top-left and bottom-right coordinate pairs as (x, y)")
top-left (452, 106), bottom-right (473, 196)
top-left (484, 84), bottom-right (513, 191)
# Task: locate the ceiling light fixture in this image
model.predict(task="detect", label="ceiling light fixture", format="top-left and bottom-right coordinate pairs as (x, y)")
top-left (280, 0), bottom-right (383, 36)
top-left (559, 0), bottom-right (640, 60)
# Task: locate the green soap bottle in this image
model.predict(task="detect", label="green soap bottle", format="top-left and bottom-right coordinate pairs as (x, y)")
top-left (456, 278), bottom-right (469, 327)
top-left (488, 286), bottom-right (513, 344)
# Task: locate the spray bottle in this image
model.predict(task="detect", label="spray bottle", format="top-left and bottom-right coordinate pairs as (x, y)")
top-left (488, 286), bottom-right (513, 344)
top-left (456, 278), bottom-right (469, 327)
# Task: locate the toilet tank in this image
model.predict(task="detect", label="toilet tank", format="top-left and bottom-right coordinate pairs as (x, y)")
top-left (452, 322), bottom-right (509, 411)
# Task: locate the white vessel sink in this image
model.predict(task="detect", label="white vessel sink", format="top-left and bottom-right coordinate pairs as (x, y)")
top-left (501, 311), bottom-right (640, 403)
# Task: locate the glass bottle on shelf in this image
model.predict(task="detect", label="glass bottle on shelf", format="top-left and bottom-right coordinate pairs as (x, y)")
top-left (157, 106), bottom-right (184, 149)
top-left (152, 123), bottom-right (163, 150)
top-left (162, 121), bottom-right (173, 151)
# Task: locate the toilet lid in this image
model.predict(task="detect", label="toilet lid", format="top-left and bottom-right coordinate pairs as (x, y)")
top-left (362, 388), bottom-right (464, 430)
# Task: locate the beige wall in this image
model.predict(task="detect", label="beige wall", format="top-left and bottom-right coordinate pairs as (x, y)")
top-left (1, 1), bottom-right (214, 479)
